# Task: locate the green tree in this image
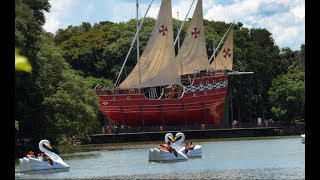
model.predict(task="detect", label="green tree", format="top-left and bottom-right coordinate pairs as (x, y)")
top-left (15, 0), bottom-right (50, 49)
top-left (84, 76), bottom-right (114, 89)
top-left (18, 34), bottom-right (100, 145)
top-left (15, 0), bottom-right (51, 143)
top-left (229, 28), bottom-right (280, 123)
top-left (16, 0), bottom-right (100, 147)
top-left (59, 28), bottom-right (108, 77)
top-left (268, 70), bottom-right (305, 124)
top-left (42, 70), bottom-right (99, 145)
top-left (53, 25), bottom-right (83, 45)
top-left (15, 48), bottom-right (31, 131)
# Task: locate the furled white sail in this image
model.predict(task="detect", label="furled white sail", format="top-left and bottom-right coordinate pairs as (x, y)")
top-left (211, 29), bottom-right (234, 71)
top-left (175, 0), bottom-right (211, 75)
top-left (119, 0), bottom-right (180, 89)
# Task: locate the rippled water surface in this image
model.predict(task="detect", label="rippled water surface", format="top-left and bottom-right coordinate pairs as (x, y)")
top-left (15, 136), bottom-right (305, 179)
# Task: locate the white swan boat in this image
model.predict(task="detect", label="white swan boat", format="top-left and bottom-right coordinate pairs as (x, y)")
top-left (19, 139), bottom-right (70, 173)
top-left (148, 133), bottom-right (188, 161)
top-left (170, 132), bottom-right (202, 158)
top-left (301, 134), bottom-right (305, 144)
top-left (148, 132), bottom-right (202, 161)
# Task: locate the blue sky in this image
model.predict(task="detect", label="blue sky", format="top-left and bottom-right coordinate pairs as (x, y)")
top-left (44, 0), bottom-right (305, 51)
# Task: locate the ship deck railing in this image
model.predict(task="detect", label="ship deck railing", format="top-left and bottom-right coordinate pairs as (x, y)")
top-left (95, 70), bottom-right (228, 96)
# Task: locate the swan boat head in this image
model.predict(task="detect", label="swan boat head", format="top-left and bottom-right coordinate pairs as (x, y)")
top-left (19, 139), bottom-right (70, 173)
top-left (171, 132), bottom-right (185, 148)
top-left (165, 133), bottom-right (174, 143)
top-left (164, 132), bottom-right (185, 148)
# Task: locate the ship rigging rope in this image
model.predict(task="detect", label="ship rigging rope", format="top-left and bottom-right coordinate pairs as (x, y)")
top-left (209, 21), bottom-right (235, 64)
top-left (174, 0), bottom-right (195, 46)
top-left (115, 0), bottom-right (154, 86)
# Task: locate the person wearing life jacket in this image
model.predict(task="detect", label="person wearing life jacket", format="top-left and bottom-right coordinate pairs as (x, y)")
top-left (160, 142), bottom-right (178, 157)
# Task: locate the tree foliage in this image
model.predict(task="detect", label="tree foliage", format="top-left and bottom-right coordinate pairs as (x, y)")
top-left (268, 70), bottom-right (305, 123)
top-left (15, 0), bottom-right (100, 147)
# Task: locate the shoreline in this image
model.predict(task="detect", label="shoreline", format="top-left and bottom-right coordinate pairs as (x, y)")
top-left (87, 127), bottom-right (284, 144)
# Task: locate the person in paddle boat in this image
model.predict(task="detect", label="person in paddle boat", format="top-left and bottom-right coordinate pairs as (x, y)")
top-left (26, 151), bottom-right (36, 158)
top-left (184, 141), bottom-right (195, 154)
top-left (46, 157), bottom-right (54, 166)
top-left (159, 141), bottom-right (178, 157)
top-left (37, 152), bottom-right (53, 165)
top-left (37, 152), bottom-right (45, 161)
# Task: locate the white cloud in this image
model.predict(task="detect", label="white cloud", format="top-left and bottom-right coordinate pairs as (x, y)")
top-left (204, 0), bottom-right (305, 50)
top-left (173, 1), bottom-right (196, 20)
top-left (43, 12), bottom-right (60, 33)
top-left (144, 1), bottom-right (160, 19)
top-left (43, 0), bottom-right (76, 33)
top-left (290, 0), bottom-right (304, 20)
top-left (111, 2), bottom-right (136, 22)
top-left (146, 1), bottom-right (196, 20)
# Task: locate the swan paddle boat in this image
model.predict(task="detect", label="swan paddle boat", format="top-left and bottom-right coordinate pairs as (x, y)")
top-left (148, 133), bottom-right (188, 162)
top-left (19, 139), bottom-right (70, 173)
top-left (170, 132), bottom-right (202, 158)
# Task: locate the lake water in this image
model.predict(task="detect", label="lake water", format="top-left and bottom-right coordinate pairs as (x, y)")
top-left (15, 136), bottom-right (305, 179)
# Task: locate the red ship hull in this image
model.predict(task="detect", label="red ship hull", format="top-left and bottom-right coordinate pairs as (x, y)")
top-left (97, 74), bottom-right (228, 127)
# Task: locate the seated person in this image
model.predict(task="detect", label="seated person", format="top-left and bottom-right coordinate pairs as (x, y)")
top-left (26, 151), bottom-right (36, 158)
top-left (38, 152), bottom-right (45, 161)
top-left (160, 142), bottom-right (178, 157)
top-left (184, 141), bottom-right (195, 154)
top-left (165, 88), bottom-right (175, 98)
top-left (42, 154), bottom-right (53, 165)
top-left (47, 158), bottom-right (53, 166)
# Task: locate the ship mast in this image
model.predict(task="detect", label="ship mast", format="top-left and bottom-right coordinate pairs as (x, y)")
top-left (174, 0), bottom-right (195, 46)
top-left (212, 38), bottom-right (216, 70)
top-left (115, 0), bottom-right (153, 86)
top-left (177, 11), bottom-right (183, 74)
top-left (136, 0), bottom-right (141, 85)
top-left (177, 12), bottom-right (180, 51)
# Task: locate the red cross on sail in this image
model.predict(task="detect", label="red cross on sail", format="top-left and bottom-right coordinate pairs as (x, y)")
top-left (191, 28), bottom-right (200, 38)
top-left (159, 25), bottom-right (168, 36)
top-left (223, 48), bottom-right (231, 58)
